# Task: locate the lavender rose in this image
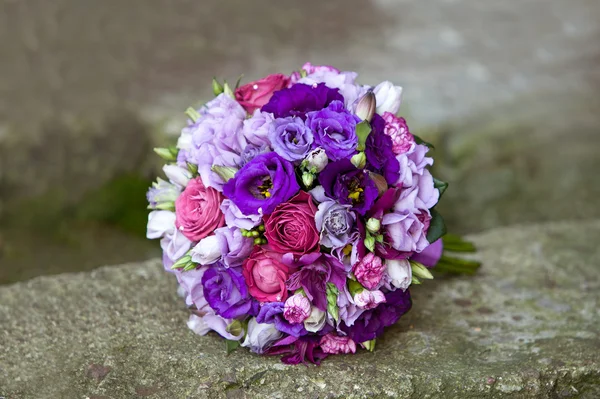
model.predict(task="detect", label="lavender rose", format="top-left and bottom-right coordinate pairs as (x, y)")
top-left (223, 152), bottom-right (300, 216)
top-left (306, 100), bottom-right (359, 161)
top-left (318, 159), bottom-right (379, 216)
top-left (261, 83), bottom-right (344, 120)
top-left (315, 200), bottom-right (355, 249)
top-left (201, 263), bottom-right (259, 319)
top-left (268, 116), bottom-right (314, 162)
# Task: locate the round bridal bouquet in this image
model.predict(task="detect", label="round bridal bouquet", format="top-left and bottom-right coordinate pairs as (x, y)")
top-left (147, 63), bottom-right (479, 364)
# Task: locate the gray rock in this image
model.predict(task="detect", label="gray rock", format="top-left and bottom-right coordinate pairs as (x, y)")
top-left (1, 220), bottom-right (599, 398)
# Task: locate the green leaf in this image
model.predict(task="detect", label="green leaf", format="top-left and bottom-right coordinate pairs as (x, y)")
top-left (442, 234), bottom-right (477, 253)
top-left (326, 283), bottom-right (340, 322)
top-left (426, 208), bottom-right (447, 243)
top-left (225, 339), bottom-right (240, 355)
top-left (413, 134), bottom-right (435, 149)
top-left (433, 178), bottom-right (448, 199)
top-left (364, 234), bottom-right (375, 252)
top-left (374, 234), bottom-right (384, 243)
top-left (434, 255), bottom-right (481, 275)
top-left (234, 74), bottom-right (244, 90)
top-left (171, 254), bottom-right (192, 270)
top-left (362, 339), bottom-right (376, 352)
top-left (187, 162), bottom-right (199, 176)
top-left (355, 120), bottom-right (372, 151)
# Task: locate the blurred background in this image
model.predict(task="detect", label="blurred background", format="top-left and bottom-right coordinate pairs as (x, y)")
top-left (0, 0), bottom-right (599, 285)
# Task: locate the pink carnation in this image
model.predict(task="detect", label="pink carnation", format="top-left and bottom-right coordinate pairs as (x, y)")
top-left (283, 294), bottom-right (312, 324)
top-left (354, 289), bottom-right (386, 310)
top-left (320, 334), bottom-right (357, 354)
top-left (382, 112), bottom-right (415, 155)
top-left (352, 253), bottom-right (386, 290)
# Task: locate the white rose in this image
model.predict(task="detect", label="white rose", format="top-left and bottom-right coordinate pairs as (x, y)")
top-left (146, 210), bottom-right (176, 239)
top-left (190, 235), bottom-right (222, 265)
top-left (241, 318), bottom-right (283, 354)
top-left (303, 306), bottom-right (327, 333)
top-left (373, 81), bottom-right (403, 115)
top-left (386, 259), bottom-right (412, 291)
top-left (163, 164), bottom-right (192, 187)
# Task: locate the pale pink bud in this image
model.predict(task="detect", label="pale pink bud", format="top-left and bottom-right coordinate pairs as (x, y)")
top-left (320, 334), bottom-right (357, 354)
top-left (352, 253), bottom-right (386, 290)
top-left (283, 294), bottom-right (312, 324)
top-left (354, 289), bottom-right (386, 310)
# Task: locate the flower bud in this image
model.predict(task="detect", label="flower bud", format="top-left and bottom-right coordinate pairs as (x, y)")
top-left (226, 320), bottom-right (244, 337)
top-left (211, 165), bottom-right (238, 182)
top-left (361, 339), bottom-right (377, 352)
top-left (410, 260), bottom-right (434, 280)
top-left (303, 148), bottom-right (329, 173)
top-left (212, 78), bottom-right (224, 95)
top-left (302, 172), bottom-right (315, 187)
top-left (386, 259), bottom-right (412, 291)
top-left (303, 306), bottom-right (327, 333)
top-left (190, 235), bottom-right (222, 265)
top-left (241, 318), bottom-right (283, 354)
top-left (350, 152), bottom-right (366, 169)
top-left (366, 217), bottom-right (381, 234)
top-left (355, 91), bottom-right (376, 122)
top-left (163, 164), bottom-right (192, 187)
top-left (373, 81), bottom-right (403, 115)
top-left (223, 82), bottom-right (234, 98)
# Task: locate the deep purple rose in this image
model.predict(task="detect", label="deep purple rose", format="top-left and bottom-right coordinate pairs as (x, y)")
top-left (365, 114), bottom-right (400, 184)
top-left (286, 253), bottom-right (346, 311)
top-left (257, 302), bottom-right (308, 337)
top-left (306, 100), bottom-right (359, 161)
top-left (201, 263), bottom-right (259, 319)
top-left (318, 159), bottom-right (379, 215)
top-left (223, 152), bottom-right (300, 216)
top-left (340, 288), bottom-right (412, 342)
top-left (268, 116), bottom-right (314, 162)
top-left (261, 83), bottom-right (344, 120)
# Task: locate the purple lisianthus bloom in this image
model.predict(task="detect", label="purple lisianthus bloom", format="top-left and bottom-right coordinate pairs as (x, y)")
top-left (286, 253), bottom-right (346, 311)
top-left (223, 152), bottom-right (300, 216)
top-left (147, 178), bottom-right (180, 209)
top-left (240, 143), bottom-right (270, 167)
top-left (315, 199), bottom-right (355, 249)
top-left (268, 116), bottom-right (314, 162)
top-left (220, 199), bottom-right (262, 230)
top-left (365, 114), bottom-right (400, 184)
top-left (257, 302), bottom-right (308, 337)
top-left (242, 110), bottom-right (274, 148)
top-left (340, 288), bottom-right (412, 343)
top-left (261, 83), bottom-right (344, 120)
top-left (214, 227), bottom-right (254, 268)
top-left (306, 100), bottom-right (359, 161)
top-left (175, 266), bottom-right (210, 311)
top-left (319, 159), bottom-right (378, 215)
top-left (201, 263), bottom-right (259, 319)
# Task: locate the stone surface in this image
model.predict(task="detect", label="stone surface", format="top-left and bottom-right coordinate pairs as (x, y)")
top-left (1, 220), bottom-right (599, 398)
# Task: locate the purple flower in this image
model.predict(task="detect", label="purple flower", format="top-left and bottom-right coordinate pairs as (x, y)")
top-left (318, 159), bottom-right (379, 215)
top-left (266, 335), bottom-right (328, 365)
top-left (176, 266), bottom-right (210, 311)
top-left (214, 227), bottom-right (254, 268)
top-left (242, 110), bottom-right (274, 148)
top-left (239, 144), bottom-right (270, 167)
top-left (268, 116), bottom-right (314, 162)
top-left (382, 209), bottom-right (431, 254)
top-left (410, 239), bottom-right (444, 268)
top-left (257, 302), bottom-right (308, 337)
top-left (340, 288), bottom-right (412, 342)
top-left (315, 200), bottom-right (355, 249)
top-left (286, 253), bottom-right (346, 311)
top-left (261, 83), bottom-right (344, 120)
top-left (201, 263), bottom-right (259, 319)
top-left (220, 199), bottom-right (262, 230)
top-left (365, 114), bottom-right (400, 184)
top-left (306, 101), bottom-right (359, 161)
top-left (223, 152), bottom-right (300, 216)
top-left (147, 178), bottom-right (179, 209)
top-left (283, 294), bottom-right (312, 324)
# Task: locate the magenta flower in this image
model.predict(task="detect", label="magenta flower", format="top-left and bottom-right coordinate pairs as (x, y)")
top-left (320, 334), bottom-right (357, 354)
top-left (352, 253), bottom-right (386, 290)
top-left (382, 112), bottom-right (415, 154)
top-left (354, 289), bottom-right (386, 310)
top-left (283, 294), bottom-right (312, 324)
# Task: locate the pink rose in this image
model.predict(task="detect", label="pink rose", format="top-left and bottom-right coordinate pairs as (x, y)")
top-left (352, 253), bottom-right (386, 290)
top-left (283, 293), bottom-right (311, 324)
top-left (264, 191), bottom-right (320, 258)
top-left (175, 177), bottom-right (225, 242)
top-left (290, 62), bottom-right (341, 84)
top-left (354, 289), bottom-right (386, 310)
top-left (242, 247), bottom-right (295, 303)
top-left (320, 334), bottom-right (357, 354)
top-left (382, 112), bottom-right (415, 155)
top-left (235, 74), bottom-right (290, 114)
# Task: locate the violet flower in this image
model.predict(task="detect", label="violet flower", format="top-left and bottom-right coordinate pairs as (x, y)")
top-left (266, 335), bottom-right (328, 365)
top-left (201, 263), bottom-right (259, 319)
top-left (365, 114), bottom-right (401, 184)
top-left (257, 302), bottom-right (308, 337)
top-left (306, 100), bottom-right (359, 161)
top-left (268, 116), bottom-right (314, 162)
top-left (261, 83), bottom-right (344, 120)
top-left (315, 200), bottom-right (355, 249)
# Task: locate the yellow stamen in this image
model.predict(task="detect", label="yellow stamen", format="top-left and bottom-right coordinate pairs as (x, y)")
top-left (343, 244), bottom-right (353, 256)
top-left (264, 191), bottom-right (271, 198)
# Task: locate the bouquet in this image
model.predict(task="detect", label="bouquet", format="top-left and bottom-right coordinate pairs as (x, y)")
top-left (146, 63), bottom-right (479, 364)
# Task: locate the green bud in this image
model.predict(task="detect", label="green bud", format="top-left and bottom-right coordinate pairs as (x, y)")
top-left (300, 69), bottom-right (308, 78)
top-left (211, 165), bottom-right (238, 183)
top-left (302, 172), bottom-right (315, 188)
top-left (366, 217), bottom-right (381, 234)
top-left (348, 279), bottom-right (364, 296)
top-left (355, 120), bottom-right (372, 151)
top-left (362, 339), bottom-right (376, 352)
top-left (152, 201), bottom-right (176, 212)
top-left (364, 234), bottom-right (376, 252)
top-left (154, 147), bottom-right (177, 162)
top-left (410, 261), bottom-right (434, 280)
top-left (350, 152), bottom-right (366, 169)
top-left (185, 107), bottom-right (201, 123)
top-left (212, 78), bottom-right (224, 95)
top-left (258, 224), bottom-right (265, 232)
top-left (187, 162), bottom-right (198, 176)
top-left (411, 275), bottom-right (422, 285)
top-left (253, 237), bottom-right (263, 245)
top-left (226, 320), bottom-right (244, 337)
top-left (183, 261), bottom-right (198, 271)
top-left (223, 82), bottom-right (234, 98)
top-left (251, 230), bottom-right (259, 237)
top-left (260, 238), bottom-right (268, 245)
top-left (171, 254), bottom-right (192, 270)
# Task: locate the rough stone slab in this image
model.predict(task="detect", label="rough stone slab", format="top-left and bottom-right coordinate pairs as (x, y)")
top-left (1, 220), bottom-right (599, 398)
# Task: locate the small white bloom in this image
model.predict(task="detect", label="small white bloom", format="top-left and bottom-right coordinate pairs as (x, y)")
top-left (365, 217), bottom-right (381, 234)
top-left (146, 210), bottom-right (176, 239)
top-left (242, 318), bottom-right (283, 354)
top-left (304, 148), bottom-right (329, 173)
top-left (386, 259), bottom-right (412, 291)
top-left (190, 235), bottom-right (222, 265)
top-left (163, 164), bottom-right (192, 187)
top-left (187, 314), bottom-right (211, 336)
top-left (373, 81), bottom-right (403, 115)
top-left (304, 306), bottom-right (327, 333)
